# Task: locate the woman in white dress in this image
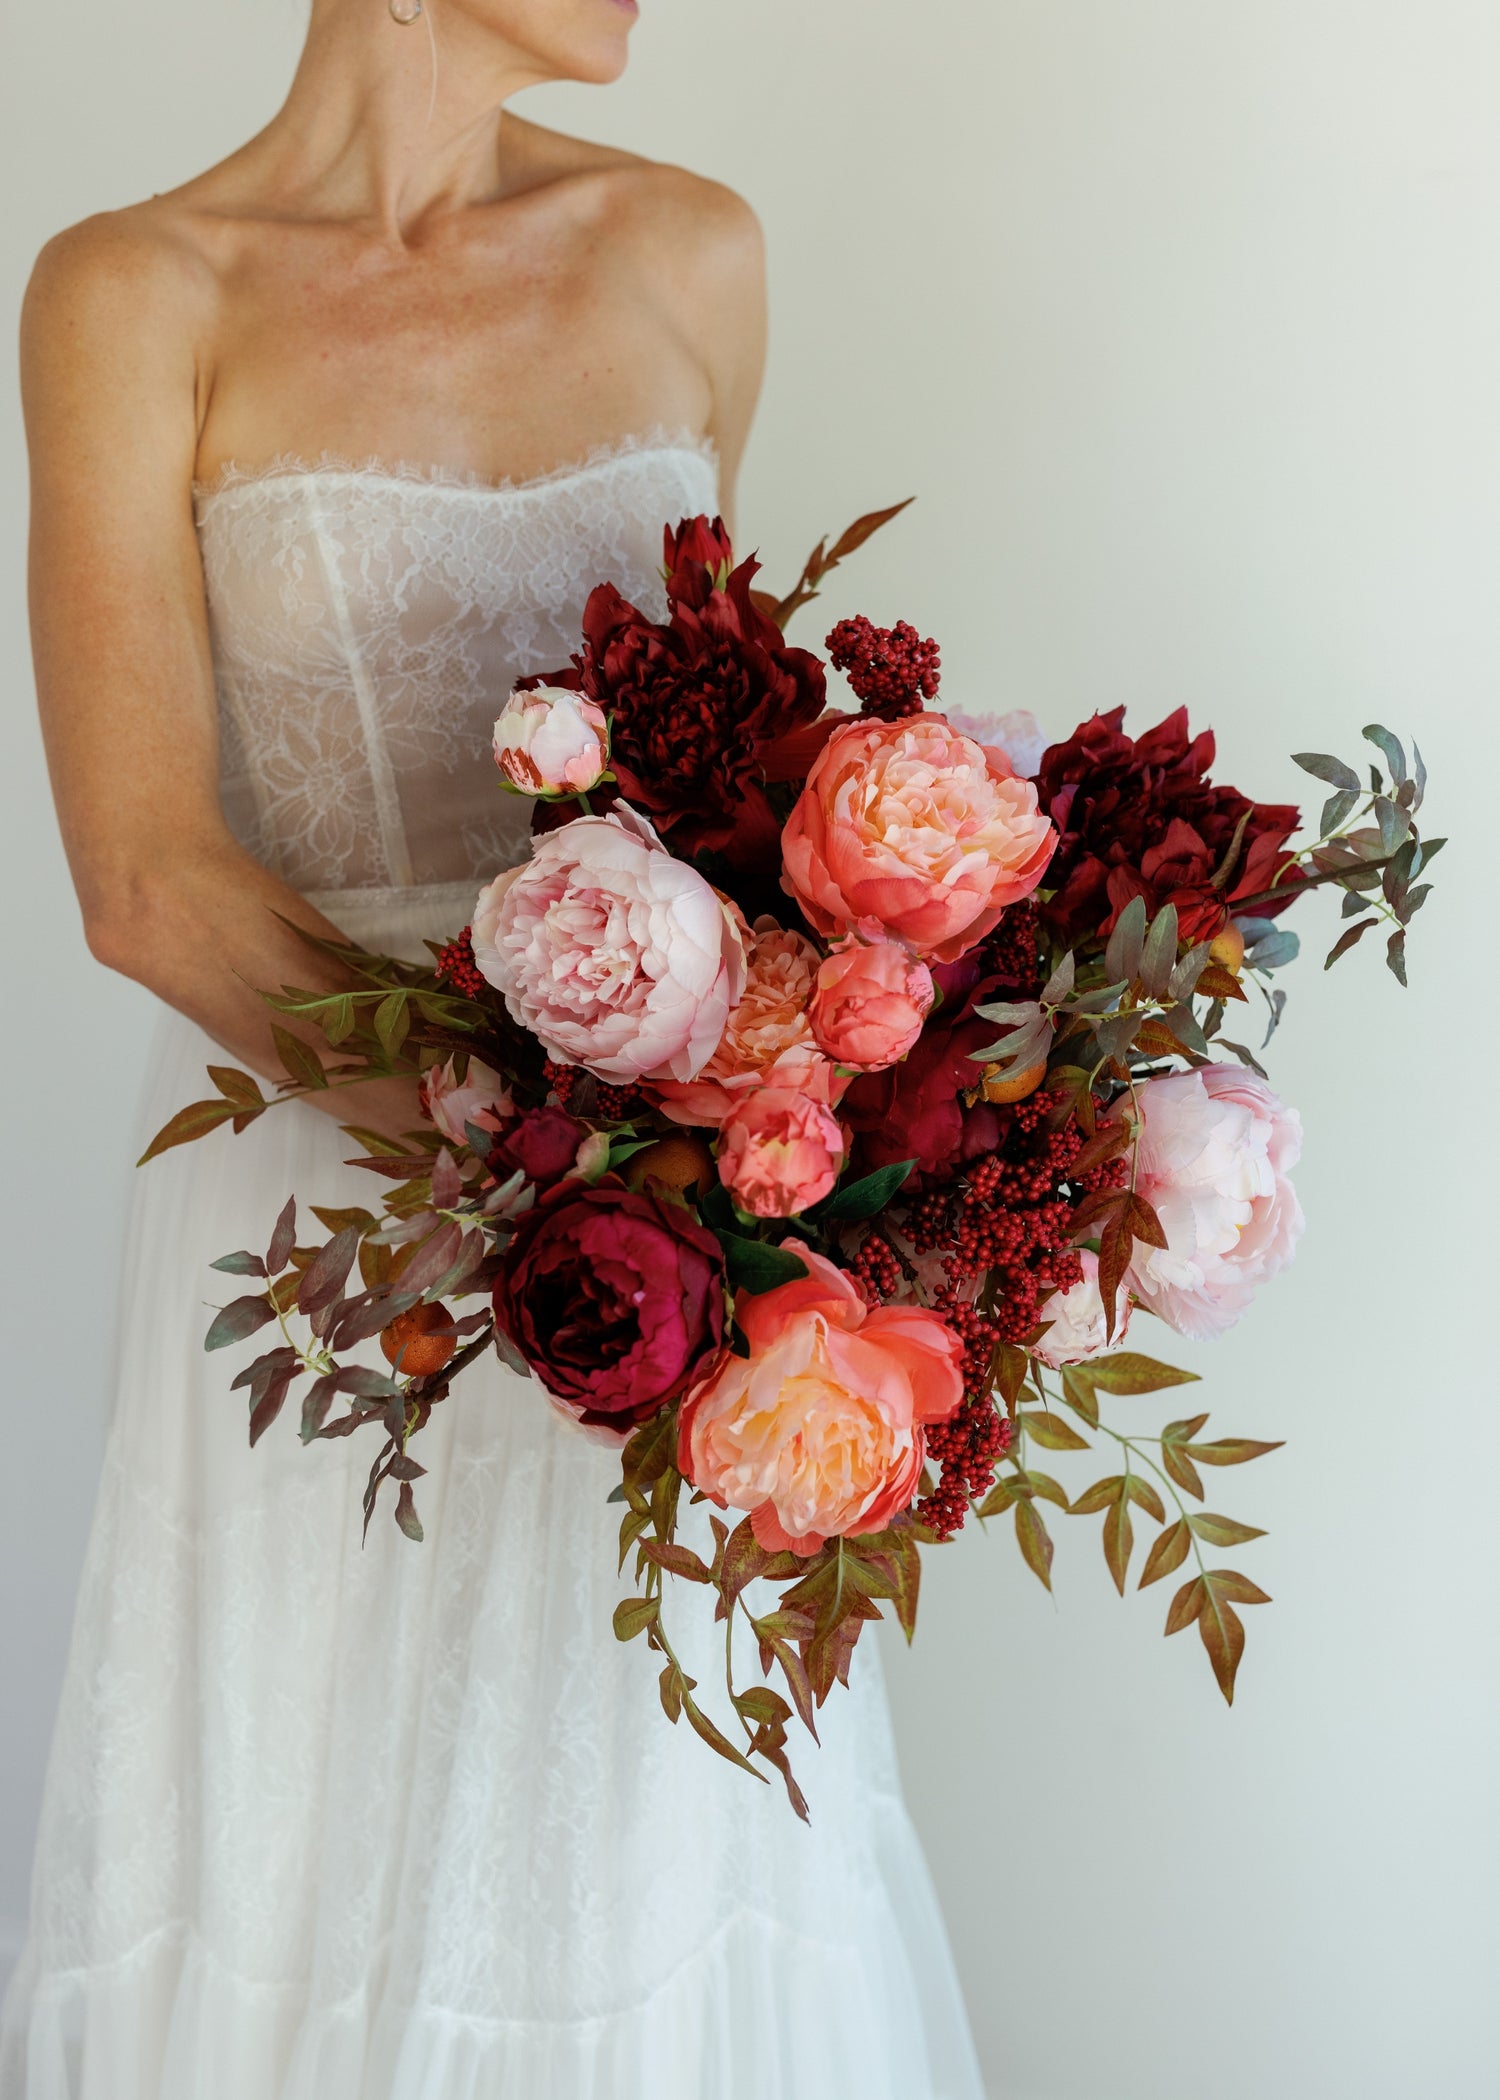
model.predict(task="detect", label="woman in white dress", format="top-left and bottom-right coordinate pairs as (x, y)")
top-left (3, 3), bottom-right (984, 2094)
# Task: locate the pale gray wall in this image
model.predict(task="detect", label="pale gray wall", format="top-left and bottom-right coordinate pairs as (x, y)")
top-left (3, 4), bottom-right (1496, 2095)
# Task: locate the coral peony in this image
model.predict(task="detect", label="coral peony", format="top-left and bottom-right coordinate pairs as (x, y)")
top-left (809, 929), bottom-right (935, 1072)
top-left (678, 1248), bottom-right (964, 1554)
top-left (653, 918), bottom-right (833, 1128)
top-left (717, 1076), bottom-right (846, 1219)
top-left (1034, 1250), bottom-right (1132, 1367)
top-left (492, 685), bottom-right (609, 797)
top-left (1121, 1064), bottom-right (1304, 1340)
top-left (419, 1056), bottom-right (513, 1149)
top-left (1034, 707), bottom-right (1302, 944)
top-left (471, 807), bottom-right (746, 1086)
top-left (781, 713), bottom-right (1056, 963)
top-left (493, 1181), bottom-right (726, 1437)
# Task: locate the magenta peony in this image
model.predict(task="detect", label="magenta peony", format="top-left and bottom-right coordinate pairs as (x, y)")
top-left (678, 1249), bottom-right (964, 1555)
top-left (493, 1180), bottom-right (726, 1437)
top-left (781, 713), bottom-right (1056, 963)
top-left (470, 807), bottom-right (746, 1086)
top-left (809, 928), bottom-right (935, 1072)
top-left (717, 1076), bottom-right (846, 1219)
top-left (492, 685), bottom-right (609, 798)
top-left (1121, 1064), bottom-right (1304, 1340)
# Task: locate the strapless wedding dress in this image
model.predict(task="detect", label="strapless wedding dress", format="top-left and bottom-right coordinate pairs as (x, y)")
top-left (0, 437), bottom-right (984, 2100)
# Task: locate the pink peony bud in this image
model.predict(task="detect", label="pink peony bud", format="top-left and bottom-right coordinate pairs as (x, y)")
top-left (418, 1056), bottom-right (513, 1149)
top-left (809, 930), bottom-right (935, 1072)
top-left (717, 1081), bottom-right (846, 1219)
top-left (492, 685), bottom-right (609, 798)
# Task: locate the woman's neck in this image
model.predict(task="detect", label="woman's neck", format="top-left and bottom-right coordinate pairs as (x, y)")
top-left (243, 3), bottom-right (552, 240)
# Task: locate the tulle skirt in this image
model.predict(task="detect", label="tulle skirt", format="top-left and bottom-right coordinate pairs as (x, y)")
top-left (0, 884), bottom-right (984, 2100)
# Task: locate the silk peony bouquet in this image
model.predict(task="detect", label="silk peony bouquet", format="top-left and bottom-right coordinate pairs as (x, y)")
top-left (148, 508), bottom-right (1443, 1816)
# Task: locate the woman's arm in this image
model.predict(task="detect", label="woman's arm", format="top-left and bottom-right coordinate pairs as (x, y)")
top-left (22, 214), bottom-right (423, 1138)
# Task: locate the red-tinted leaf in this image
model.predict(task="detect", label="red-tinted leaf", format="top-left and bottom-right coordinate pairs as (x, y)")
top-left (394, 1480), bottom-right (425, 1542)
top-left (1014, 1499), bottom-right (1054, 1590)
top-left (1139, 1517), bottom-right (1192, 1588)
top-left (1165, 1574), bottom-right (1207, 1636)
top-left (1189, 1513), bottom-right (1268, 1548)
top-left (296, 1225), bottom-right (364, 1318)
top-left (1102, 1492), bottom-right (1134, 1596)
top-left (137, 1097), bottom-right (240, 1164)
top-left (267, 1196), bottom-right (298, 1274)
top-left (1186, 1438), bottom-right (1285, 1467)
top-left (205, 1294), bottom-right (275, 1353)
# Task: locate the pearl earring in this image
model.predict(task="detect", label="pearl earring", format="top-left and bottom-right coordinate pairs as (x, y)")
top-left (389, 0), bottom-right (422, 22)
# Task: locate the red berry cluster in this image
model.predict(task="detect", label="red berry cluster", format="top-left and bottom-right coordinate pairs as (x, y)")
top-left (917, 1399), bottom-right (1014, 1541)
top-left (848, 1231), bottom-right (905, 1307)
top-left (435, 927), bottom-right (486, 998)
top-left (907, 1096), bottom-right (1127, 1344)
top-left (825, 615), bottom-right (941, 721)
top-left (542, 1059), bottom-right (644, 1124)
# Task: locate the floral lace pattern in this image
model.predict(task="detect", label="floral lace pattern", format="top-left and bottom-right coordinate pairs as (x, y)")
top-left (195, 435), bottom-right (720, 895)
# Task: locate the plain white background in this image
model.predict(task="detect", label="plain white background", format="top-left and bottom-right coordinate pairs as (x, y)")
top-left (2, 3), bottom-right (1497, 2095)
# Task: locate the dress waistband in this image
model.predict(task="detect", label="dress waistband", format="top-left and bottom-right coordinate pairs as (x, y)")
top-left (303, 881), bottom-right (480, 962)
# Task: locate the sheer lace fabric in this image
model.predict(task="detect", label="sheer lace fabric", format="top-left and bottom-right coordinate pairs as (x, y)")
top-left (197, 435), bottom-right (719, 894)
top-left (1, 446), bottom-right (985, 2099)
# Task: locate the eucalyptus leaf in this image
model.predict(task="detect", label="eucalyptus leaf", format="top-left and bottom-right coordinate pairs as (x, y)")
top-left (1246, 929), bottom-right (1299, 973)
top-left (1040, 951), bottom-right (1076, 1007)
top-left (1319, 789), bottom-right (1359, 837)
top-left (1139, 904), bottom-right (1180, 997)
top-left (1363, 724), bottom-right (1407, 786)
top-left (1105, 896), bottom-right (1148, 985)
top-left (1292, 751), bottom-right (1360, 792)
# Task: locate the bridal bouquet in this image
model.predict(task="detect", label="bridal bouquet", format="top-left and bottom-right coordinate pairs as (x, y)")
top-left (148, 508), bottom-right (1442, 1816)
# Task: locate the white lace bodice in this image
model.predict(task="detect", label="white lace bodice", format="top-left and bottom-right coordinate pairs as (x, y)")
top-left (193, 434), bottom-right (719, 896)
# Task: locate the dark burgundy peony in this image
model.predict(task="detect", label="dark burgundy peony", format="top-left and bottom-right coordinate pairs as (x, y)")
top-left (524, 517), bottom-right (826, 869)
top-left (1034, 707), bottom-right (1303, 946)
top-left (493, 1181), bottom-right (727, 1436)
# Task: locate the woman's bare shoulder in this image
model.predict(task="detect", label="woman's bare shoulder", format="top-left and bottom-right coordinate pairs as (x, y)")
top-left (508, 117), bottom-right (762, 268)
top-left (24, 198), bottom-right (219, 371)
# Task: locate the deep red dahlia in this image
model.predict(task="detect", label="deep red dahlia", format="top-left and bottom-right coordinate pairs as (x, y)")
top-left (1034, 707), bottom-right (1303, 946)
top-left (522, 516), bottom-right (825, 871)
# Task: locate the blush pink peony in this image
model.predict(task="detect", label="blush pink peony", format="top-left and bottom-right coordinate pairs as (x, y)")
top-left (653, 918), bottom-right (838, 1127)
top-left (471, 808), bottom-right (747, 1086)
top-left (1121, 1064), bottom-right (1304, 1340)
top-left (492, 685), bottom-right (609, 797)
top-left (418, 1055), bottom-right (514, 1149)
top-left (781, 713), bottom-right (1057, 963)
top-left (678, 1249), bottom-right (965, 1554)
top-left (717, 1073), bottom-right (846, 1218)
top-left (809, 928), bottom-right (935, 1072)
top-left (1034, 1250), bottom-right (1132, 1368)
